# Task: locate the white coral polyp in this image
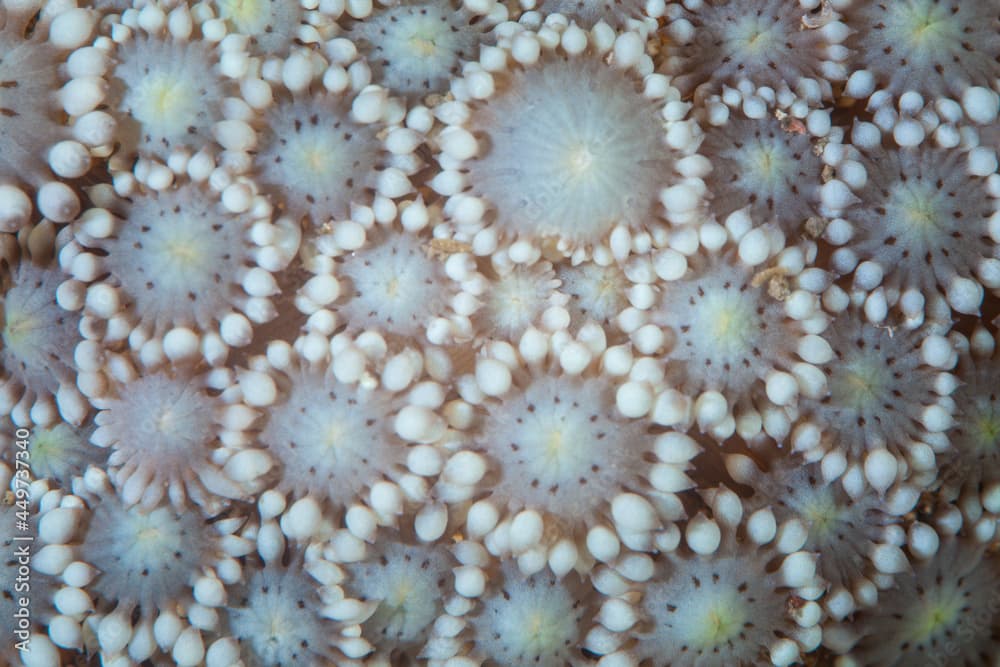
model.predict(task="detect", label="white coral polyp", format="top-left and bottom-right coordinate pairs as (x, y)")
top-left (47, 468), bottom-right (252, 665)
top-left (0, 222), bottom-right (87, 427)
top-left (473, 258), bottom-right (566, 342)
top-left (257, 95), bottom-right (382, 225)
top-left (0, 1), bottom-right (99, 228)
top-left (334, 228), bottom-right (466, 340)
top-left (468, 563), bottom-right (593, 666)
top-left (843, 0), bottom-right (1000, 108)
top-left (350, 0), bottom-right (491, 100)
top-left (226, 551), bottom-right (349, 665)
top-left (827, 126), bottom-right (1000, 316)
top-left (728, 454), bottom-right (917, 617)
top-left (938, 328), bottom-right (1000, 505)
top-left (90, 360), bottom-right (253, 512)
top-left (648, 227), bottom-right (830, 442)
top-left (699, 88), bottom-right (841, 236)
top-left (245, 346), bottom-right (448, 542)
top-left (437, 332), bottom-right (696, 573)
top-left (60, 179), bottom-right (295, 366)
top-left (661, 0), bottom-right (849, 100)
top-left (434, 19), bottom-right (705, 258)
top-left (26, 421), bottom-right (103, 488)
top-left (792, 304), bottom-right (956, 493)
top-left (601, 490), bottom-right (823, 667)
top-left (830, 532), bottom-right (1000, 667)
top-left (534, 0), bottom-right (657, 30)
top-left (108, 4), bottom-right (229, 164)
top-left (341, 537), bottom-right (456, 660)
top-left (237, 48), bottom-right (421, 229)
top-left (555, 257), bottom-right (630, 330)
top-left (215, 0), bottom-right (312, 56)
top-left (0, 468), bottom-right (74, 666)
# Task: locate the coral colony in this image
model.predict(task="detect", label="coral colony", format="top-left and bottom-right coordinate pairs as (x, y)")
top-left (2, 0), bottom-right (1000, 665)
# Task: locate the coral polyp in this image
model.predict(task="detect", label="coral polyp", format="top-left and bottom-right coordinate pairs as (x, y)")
top-left (0, 223), bottom-right (86, 426)
top-left (110, 18), bottom-right (229, 162)
top-left (843, 0), bottom-right (1000, 104)
top-left (828, 134), bottom-right (1000, 315)
top-left (214, 0), bottom-right (309, 55)
top-left (464, 54), bottom-right (678, 245)
top-left (438, 20), bottom-right (704, 255)
top-left (661, 0), bottom-right (849, 99)
top-left (603, 491), bottom-right (823, 667)
top-left (335, 228), bottom-right (460, 339)
top-left (342, 537), bottom-right (455, 659)
top-left (226, 552), bottom-right (343, 666)
top-left (256, 95), bottom-right (382, 225)
top-left (62, 178), bottom-right (294, 364)
top-left (467, 563), bottom-right (593, 666)
top-left (258, 362), bottom-right (405, 506)
top-left (350, 0), bottom-right (488, 100)
top-left (832, 531), bottom-right (1000, 666)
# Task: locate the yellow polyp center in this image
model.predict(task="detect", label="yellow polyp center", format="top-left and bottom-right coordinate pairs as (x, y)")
top-left (324, 424), bottom-right (344, 451)
top-left (162, 236), bottom-right (205, 269)
top-left (544, 429), bottom-right (566, 460)
top-left (29, 430), bottom-right (59, 462)
top-left (389, 580), bottom-right (414, 605)
top-left (974, 415), bottom-right (1000, 451)
top-left (302, 147), bottom-right (327, 173)
top-left (219, 0), bottom-right (269, 32)
top-left (524, 612), bottom-right (546, 640)
top-left (154, 409), bottom-right (177, 434)
top-left (2, 308), bottom-right (36, 354)
top-left (910, 599), bottom-right (961, 643)
top-left (802, 494), bottom-right (841, 537)
top-left (565, 145), bottom-right (596, 178)
top-left (832, 361), bottom-right (885, 410)
top-left (904, 200), bottom-right (938, 230)
top-left (383, 277), bottom-right (401, 298)
top-left (136, 523), bottom-right (163, 544)
top-left (694, 601), bottom-right (744, 648)
top-left (134, 75), bottom-right (195, 127)
top-left (409, 36), bottom-right (438, 56)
